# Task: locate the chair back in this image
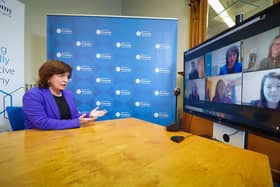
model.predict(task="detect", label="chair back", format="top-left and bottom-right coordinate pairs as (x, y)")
top-left (6, 106), bottom-right (25, 131)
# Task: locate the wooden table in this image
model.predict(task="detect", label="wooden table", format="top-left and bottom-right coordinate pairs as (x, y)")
top-left (0, 118), bottom-right (273, 187)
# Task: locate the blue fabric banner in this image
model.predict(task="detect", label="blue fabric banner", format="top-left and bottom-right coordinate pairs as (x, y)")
top-left (47, 15), bottom-right (177, 126)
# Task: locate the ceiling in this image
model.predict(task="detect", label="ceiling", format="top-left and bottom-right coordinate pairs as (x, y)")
top-left (207, 0), bottom-right (273, 38)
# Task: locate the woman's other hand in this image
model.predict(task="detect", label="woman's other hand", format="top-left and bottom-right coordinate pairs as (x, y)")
top-left (90, 107), bottom-right (107, 119)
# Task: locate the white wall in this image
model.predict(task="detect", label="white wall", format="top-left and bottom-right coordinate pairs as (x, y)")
top-left (19, 0), bottom-right (122, 84)
top-left (122, 0), bottom-right (190, 119)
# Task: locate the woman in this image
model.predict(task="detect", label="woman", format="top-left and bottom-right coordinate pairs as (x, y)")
top-left (212, 79), bottom-right (232, 104)
top-left (219, 45), bottom-right (242, 75)
top-left (188, 61), bottom-right (199, 80)
top-left (258, 35), bottom-right (280, 70)
top-left (189, 81), bottom-right (200, 101)
top-left (251, 72), bottom-right (280, 109)
top-left (23, 60), bottom-right (107, 130)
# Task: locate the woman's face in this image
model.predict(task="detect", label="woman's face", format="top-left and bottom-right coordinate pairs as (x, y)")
top-left (263, 77), bottom-right (280, 104)
top-left (227, 51), bottom-right (237, 69)
top-left (48, 72), bottom-right (70, 92)
top-left (217, 81), bottom-right (225, 98)
top-left (271, 38), bottom-right (280, 57)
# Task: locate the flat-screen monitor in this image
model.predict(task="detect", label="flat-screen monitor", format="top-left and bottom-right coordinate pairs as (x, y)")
top-left (183, 3), bottom-right (280, 141)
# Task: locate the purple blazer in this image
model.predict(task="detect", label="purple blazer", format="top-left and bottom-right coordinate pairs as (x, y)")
top-left (23, 87), bottom-right (86, 130)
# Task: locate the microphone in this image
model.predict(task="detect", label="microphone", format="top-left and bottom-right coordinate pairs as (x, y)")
top-left (173, 87), bottom-right (181, 96)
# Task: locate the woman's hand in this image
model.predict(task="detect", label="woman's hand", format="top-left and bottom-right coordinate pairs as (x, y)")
top-left (90, 106), bottom-right (107, 119)
top-left (79, 113), bottom-right (95, 125)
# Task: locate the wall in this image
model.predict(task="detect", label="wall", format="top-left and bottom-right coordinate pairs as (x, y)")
top-left (19, 0), bottom-right (122, 84)
top-left (122, 0), bottom-right (189, 120)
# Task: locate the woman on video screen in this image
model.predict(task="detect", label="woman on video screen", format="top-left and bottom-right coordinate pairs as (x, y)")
top-left (251, 72), bottom-right (280, 110)
top-left (259, 35), bottom-right (280, 70)
top-left (189, 81), bottom-right (200, 101)
top-left (219, 45), bottom-right (242, 75)
top-left (212, 79), bottom-right (233, 104)
top-left (189, 61), bottom-right (199, 80)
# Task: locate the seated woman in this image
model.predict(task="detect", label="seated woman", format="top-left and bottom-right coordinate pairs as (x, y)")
top-left (188, 61), bottom-right (199, 80)
top-left (23, 60), bottom-right (107, 130)
top-left (212, 79), bottom-right (233, 104)
top-left (189, 81), bottom-right (200, 101)
top-left (258, 35), bottom-right (280, 70)
top-left (219, 45), bottom-right (242, 75)
top-left (251, 72), bottom-right (280, 110)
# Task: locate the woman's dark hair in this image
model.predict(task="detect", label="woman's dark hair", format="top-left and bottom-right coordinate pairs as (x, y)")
top-left (226, 45), bottom-right (239, 66)
top-left (259, 72), bottom-right (280, 108)
top-left (213, 79), bottom-right (225, 101)
top-left (37, 60), bottom-right (72, 88)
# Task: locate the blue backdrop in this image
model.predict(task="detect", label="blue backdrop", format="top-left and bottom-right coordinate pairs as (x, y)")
top-left (47, 15), bottom-right (177, 126)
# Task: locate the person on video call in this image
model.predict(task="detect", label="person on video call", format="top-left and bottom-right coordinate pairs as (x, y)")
top-left (189, 81), bottom-right (200, 101)
top-left (23, 60), bottom-right (107, 130)
top-left (189, 61), bottom-right (199, 80)
top-left (219, 45), bottom-right (242, 75)
top-left (258, 35), bottom-right (280, 70)
top-left (212, 79), bottom-right (233, 104)
top-left (251, 72), bottom-right (280, 110)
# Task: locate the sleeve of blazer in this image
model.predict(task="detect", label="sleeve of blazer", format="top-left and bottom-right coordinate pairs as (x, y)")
top-left (23, 88), bottom-right (80, 130)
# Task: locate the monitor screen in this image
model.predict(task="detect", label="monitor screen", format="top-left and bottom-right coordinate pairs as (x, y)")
top-left (183, 3), bottom-right (280, 141)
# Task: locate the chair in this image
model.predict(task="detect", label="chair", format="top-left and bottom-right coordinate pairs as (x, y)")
top-left (6, 106), bottom-right (25, 131)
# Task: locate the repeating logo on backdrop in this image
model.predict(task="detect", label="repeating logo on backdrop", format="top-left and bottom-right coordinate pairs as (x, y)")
top-left (56, 51), bottom-right (72, 59)
top-left (76, 65), bottom-right (93, 72)
top-left (96, 100), bottom-right (112, 107)
top-left (154, 90), bottom-right (170, 97)
top-left (47, 16), bottom-right (177, 126)
top-left (96, 77), bottom-right (112, 84)
top-left (76, 40), bottom-right (93, 48)
top-left (115, 66), bottom-right (131, 73)
top-left (135, 78), bottom-right (151, 85)
top-left (135, 54), bottom-right (152, 61)
top-left (115, 89), bottom-right (131, 96)
top-left (96, 29), bottom-right (112, 36)
top-left (115, 111), bottom-right (131, 118)
top-left (135, 101), bottom-right (151, 108)
top-left (154, 67), bottom-right (170, 74)
top-left (96, 53), bottom-right (112, 60)
top-left (155, 43), bottom-right (170, 49)
top-left (115, 42), bottom-right (132, 48)
top-left (76, 88), bottom-right (92, 95)
top-left (56, 27), bottom-right (72, 35)
top-left (153, 112), bottom-right (169, 119)
top-left (136, 30), bottom-right (152, 37)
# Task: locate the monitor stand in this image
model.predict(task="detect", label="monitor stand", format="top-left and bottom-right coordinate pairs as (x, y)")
top-left (212, 122), bottom-right (247, 149)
